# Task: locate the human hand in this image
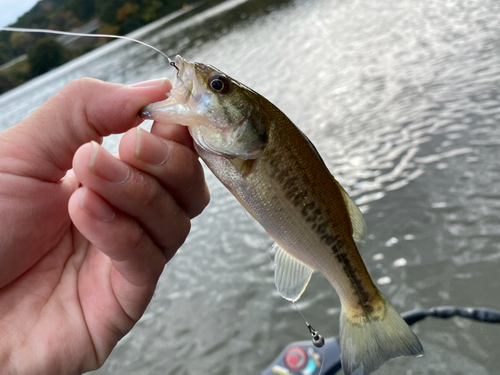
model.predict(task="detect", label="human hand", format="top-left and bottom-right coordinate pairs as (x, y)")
top-left (0, 78), bottom-right (209, 374)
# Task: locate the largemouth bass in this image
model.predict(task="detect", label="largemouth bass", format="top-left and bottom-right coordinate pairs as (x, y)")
top-left (141, 56), bottom-right (423, 374)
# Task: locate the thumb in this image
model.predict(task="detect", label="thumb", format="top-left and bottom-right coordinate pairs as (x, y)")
top-left (0, 77), bottom-right (171, 181)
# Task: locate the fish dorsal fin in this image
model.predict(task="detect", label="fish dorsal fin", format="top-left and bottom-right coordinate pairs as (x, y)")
top-left (273, 243), bottom-right (314, 302)
top-left (297, 127), bottom-right (367, 243)
top-left (336, 182), bottom-right (367, 243)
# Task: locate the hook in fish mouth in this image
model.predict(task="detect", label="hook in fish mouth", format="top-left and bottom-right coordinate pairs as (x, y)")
top-left (170, 61), bottom-right (179, 74)
top-left (172, 55), bottom-right (194, 85)
top-left (139, 56), bottom-right (205, 126)
top-left (171, 55), bottom-right (187, 78)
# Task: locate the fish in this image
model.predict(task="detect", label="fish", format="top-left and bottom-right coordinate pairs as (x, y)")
top-left (140, 55), bottom-right (424, 375)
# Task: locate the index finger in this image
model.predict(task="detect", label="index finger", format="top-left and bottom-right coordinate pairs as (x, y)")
top-left (0, 77), bottom-right (172, 182)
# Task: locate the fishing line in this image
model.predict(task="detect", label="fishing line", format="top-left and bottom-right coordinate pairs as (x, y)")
top-left (292, 302), bottom-right (325, 348)
top-left (240, 207), bottom-right (326, 372)
top-left (0, 27), bottom-right (178, 70)
top-left (291, 302), bottom-right (326, 374)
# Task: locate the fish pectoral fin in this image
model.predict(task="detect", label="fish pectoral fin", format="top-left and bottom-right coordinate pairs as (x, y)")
top-left (273, 243), bottom-right (314, 302)
top-left (336, 181), bottom-right (367, 243)
top-left (229, 157), bottom-right (258, 177)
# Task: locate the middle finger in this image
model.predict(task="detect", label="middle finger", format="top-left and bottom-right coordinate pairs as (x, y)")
top-left (73, 141), bottom-right (191, 254)
top-left (119, 127), bottom-right (210, 218)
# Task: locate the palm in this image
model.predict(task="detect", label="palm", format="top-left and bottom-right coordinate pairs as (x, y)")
top-left (0, 172), bottom-right (132, 370)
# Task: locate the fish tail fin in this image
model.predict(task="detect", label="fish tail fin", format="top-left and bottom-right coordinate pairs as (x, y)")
top-left (339, 295), bottom-right (423, 375)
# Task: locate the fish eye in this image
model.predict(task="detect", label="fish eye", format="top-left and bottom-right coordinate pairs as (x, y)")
top-left (208, 74), bottom-right (230, 93)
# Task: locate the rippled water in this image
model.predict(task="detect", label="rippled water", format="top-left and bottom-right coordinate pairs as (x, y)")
top-left (1, 0), bottom-right (500, 373)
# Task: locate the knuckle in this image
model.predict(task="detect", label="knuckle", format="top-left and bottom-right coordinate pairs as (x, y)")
top-left (55, 78), bottom-right (105, 143)
top-left (61, 77), bottom-right (98, 95)
top-left (109, 222), bottom-right (147, 262)
top-left (129, 225), bottom-right (147, 252)
top-left (179, 216), bottom-right (191, 241)
top-left (141, 178), bottom-right (163, 208)
top-left (188, 185), bottom-right (210, 218)
top-left (161, 217), bottom-right (191, 258)
top-left (201, 184), bottom-right (211, 208)
top-left (168, 143), bottom-right (200, 183)
top-left (178, 148), bottom-right (200, 182)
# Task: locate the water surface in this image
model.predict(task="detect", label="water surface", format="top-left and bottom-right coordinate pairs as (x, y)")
top-left (1, 0), bottom-right (500, 373)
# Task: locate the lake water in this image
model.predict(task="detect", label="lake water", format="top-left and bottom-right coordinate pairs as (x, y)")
top-left (1, 0), bottom-right (500, 373)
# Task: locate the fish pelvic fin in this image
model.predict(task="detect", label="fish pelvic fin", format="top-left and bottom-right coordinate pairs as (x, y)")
top-left (273, 243), bottom-right (314, 302)
top-left (339, 295), bottom-right (423, 375)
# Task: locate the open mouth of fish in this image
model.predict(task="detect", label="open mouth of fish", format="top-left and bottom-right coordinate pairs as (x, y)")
top-left (140, 55), bottom-right (207, 127)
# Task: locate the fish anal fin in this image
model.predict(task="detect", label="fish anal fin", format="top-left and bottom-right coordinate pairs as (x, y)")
top-left (273, 243), bottom-right (314, 302)
top-left (336, 182), bottom-right (367, 242)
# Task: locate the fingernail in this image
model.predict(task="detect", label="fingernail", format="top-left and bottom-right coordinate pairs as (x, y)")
top-left (135, 127), bottom-right (171, 166)
top-left (89, 141), bottom-right (130, 183)
top-left (80, 187), bottom-right (115, 223)
top-left (130, 78), bottom-right (169, 87)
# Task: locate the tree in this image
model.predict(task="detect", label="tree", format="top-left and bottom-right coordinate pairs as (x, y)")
top-left (0, 73), bottom-right (18, 94)
top-left (9, 32), bottom-right (35, 56)
top-left (97, 0), bottom-right (128, 24)
top-left (62, 0), bottom-right (96, 22)
top-left (0, 42), bottom-right (11, 65)
top-left (27, 38), bottom-right (69, 77)
top-left (49, 10), bottom-right (82, 31)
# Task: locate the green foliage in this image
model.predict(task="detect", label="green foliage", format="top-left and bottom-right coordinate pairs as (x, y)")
top-left (62, 0), bottom-right (96, 21)
top-left (27, 38), bottom-right (69, 76)
top-left (0, 59), bottom-right (30, 94)
top-left (9, 32), bottom-right (35, 56)
top-left (96, 0), bottom-right (190, 34)
top-left (97, 0), bottom-right (128, 24)
top-left (0, 42), bottom-right (12, 65)
top-left (0, 73), bottom-right (18, 94)
top-left (15, 12), bottom-right (51, 29)
top-left (49, 10), bottom-right (82, 31)
top-left (120, 17), bottom-right (146, 34)
top-left (1, 0), bottom-right (208, 92)
top-left (5, 59), bottom-right (31, 82)
top-left (141, 0), bottom-right (164, 22)
top-left (0, 31), bottom-right (10, 44)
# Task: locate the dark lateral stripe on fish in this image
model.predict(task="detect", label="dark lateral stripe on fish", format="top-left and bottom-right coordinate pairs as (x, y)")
top-left (333, 241), bottom-right (378, 312)
top-left (266, 151), bottom-right (376, 310)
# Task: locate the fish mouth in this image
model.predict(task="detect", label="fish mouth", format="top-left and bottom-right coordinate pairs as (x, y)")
top-left (172, 55), bottom-right (205, 105)
top-left (173, 55), bottom-right (192, 87)
top-left (140, 55), bottom-right (206, 126)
